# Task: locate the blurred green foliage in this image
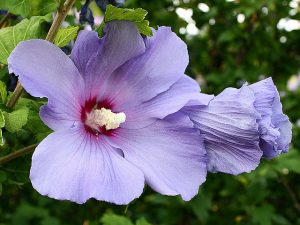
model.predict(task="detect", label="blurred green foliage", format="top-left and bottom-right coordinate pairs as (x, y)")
top-left (1, 0), bottom-right (300, 224)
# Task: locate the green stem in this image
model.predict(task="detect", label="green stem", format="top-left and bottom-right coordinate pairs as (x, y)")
top-left (6, 82), bottom-right (23, 108)
top-left (45, 0), bottom-right (77, 42)
top-left (6, 0), bottom-right (76, 109)
top-left (0, 144), bottom-right (38, 165)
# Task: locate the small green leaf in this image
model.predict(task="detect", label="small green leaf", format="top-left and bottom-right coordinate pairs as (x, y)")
top-left (54, 26), bottom-right (79, 48)
top-left (96, 21), bottom-right (105, 37)
top-left (101, 213), bottom-right (134, 225)
top-left (0, 15), bottom-right (51, 64)
top-left (97, 5), bottom-right (152, 37)
top-left (3, 107), bottom-right (29, 133)
top-left (136, 218), bottom-right (152, 225)
top-left (0, 81), bottom-right (7, 104)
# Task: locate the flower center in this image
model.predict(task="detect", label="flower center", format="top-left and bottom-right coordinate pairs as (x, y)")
top-left (85, 107), bottom-right (126, 132)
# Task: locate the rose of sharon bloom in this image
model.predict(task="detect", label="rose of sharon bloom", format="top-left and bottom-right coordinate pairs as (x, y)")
top-left (8, 21), bottom-right (213, 204)
top-left (184, 78), bottom-right (292, 175)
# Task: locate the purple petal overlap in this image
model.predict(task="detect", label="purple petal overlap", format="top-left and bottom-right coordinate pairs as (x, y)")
top-left (99, 26), bottom-right (190, 110)
top-left (123, 75), bottom-right (214, 129)
top-left (184, 86), bottom-right (262, 175)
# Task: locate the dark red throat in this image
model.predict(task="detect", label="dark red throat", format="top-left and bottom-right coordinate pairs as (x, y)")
top-left (81, 97), bottom-right (115, 136)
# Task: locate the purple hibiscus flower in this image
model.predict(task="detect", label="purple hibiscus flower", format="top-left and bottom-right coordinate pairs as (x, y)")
top-left (8, 21), bottom-right (212, 204)
top-left (184, 78), bottom-right (292, 175)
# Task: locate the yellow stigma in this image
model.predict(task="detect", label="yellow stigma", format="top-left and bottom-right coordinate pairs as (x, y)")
top-left (86, 108), bottom-right (126, 131)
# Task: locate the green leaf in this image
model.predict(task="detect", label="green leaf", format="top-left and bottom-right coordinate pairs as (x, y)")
top-left (96, 21), bottom-right (105, 37)
top-left (101, 213), bottom-right (133, 225)
top-left (26, 110), bottom-right (52, 142)
top-left (30, 0), bottom-right (59, 17)
top-left (0, 0), bottom-right (58, 18)
top-left (0, 0), bottom-right (29, 17)
top-left (5, 0), bottom-right (31, 18)
top-left (0, 0), bottom-right (10, 8)
top-left (14, 97), bottom-right (51, 141)
top-left (136, 218), bottom-right (152, 225)
top-left (0, 15), bottom-right (51, 64)
top-left (3, 107), bottom-right (29, 133)
top-left (97, 4), bottom-right (152, 37)
top-left (136, 20), bottom-right (152, 37)
top-left (105, 5), bottom-right (148, 22)
top-left (189, 192), bottom-right (212, 223)
top-left (14, 96), bottom-right (44, 110)
top-left (9, 202), bottom-right (60, 225)
top-left (54, 26), bottom-right (79, 48)
top-left (0, 81), bottom-right (7, 104)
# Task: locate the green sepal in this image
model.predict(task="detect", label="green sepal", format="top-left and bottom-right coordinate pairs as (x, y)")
top-left (96, 5), bottom-right (152, 37)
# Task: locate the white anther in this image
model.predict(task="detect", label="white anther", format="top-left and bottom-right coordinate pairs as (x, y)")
top-left (86, 108), bottom-right (126, 131)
